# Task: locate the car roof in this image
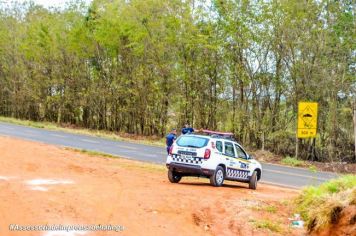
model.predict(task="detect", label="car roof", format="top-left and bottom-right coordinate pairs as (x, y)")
top-left (180, 134), bottom-right (241, 145)
top-left (179, 134), bottom-right (210, 139)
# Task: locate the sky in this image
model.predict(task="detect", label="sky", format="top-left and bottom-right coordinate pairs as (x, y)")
top-left (2, 0), bottom-right (92, 8)
top-left (32, 0), bottom-right (79, 7)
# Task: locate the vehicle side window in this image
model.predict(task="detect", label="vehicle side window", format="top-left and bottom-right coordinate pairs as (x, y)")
top-left (224, 142), bottom-right (235, 157)
top-left (216, 141), bottom-right (223, 152)
top-left (235, 144), bottom-right (247, 159)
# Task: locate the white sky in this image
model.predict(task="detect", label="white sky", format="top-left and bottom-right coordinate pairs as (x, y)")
top-left (2, 0), bottom-right (92, 8)
top-left (33, 0), bottom-right (78, 7)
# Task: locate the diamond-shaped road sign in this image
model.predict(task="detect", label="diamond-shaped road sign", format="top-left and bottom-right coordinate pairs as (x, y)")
top-left (297, 102), bottom-right (318, 138)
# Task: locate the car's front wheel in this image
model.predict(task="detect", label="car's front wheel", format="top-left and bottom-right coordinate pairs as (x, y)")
top-left (168, 169), bottom-right (182, 183)
top-left (210, 166), bottom-right (225, 187)
top-left (249, 171), bottom-right (258, 190)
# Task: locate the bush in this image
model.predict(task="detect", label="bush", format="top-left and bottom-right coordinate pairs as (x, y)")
top-left (281, 156), bottom-right (305, 167)
top-left (295, 175), bottom-right (356, 232)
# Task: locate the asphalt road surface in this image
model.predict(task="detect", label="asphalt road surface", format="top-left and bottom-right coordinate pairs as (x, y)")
top-left (0, 121), bottom-right (339, 188)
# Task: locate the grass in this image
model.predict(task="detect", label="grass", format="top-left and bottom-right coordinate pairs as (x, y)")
top-left (249, 204), bottom-right (277, 214)
top-left (280, 199), bottom-right (290, 207)
top-left (308, 165), bottom-right (318, 173)
top-left (0, 116), bottom-right (58, 129)
top-left (119, 161), bottom-right (166, 173)
top-left (265, 205), bottom-right (277, 213)
top-left (65, 148), bottom-right (119, 159)
top-left (0, 116), bottom-right (165, 147)
top-left (295, 175), bottom-right (356, 232)
top-left (250, 219), bottom-right (282, 233)
top-left (281, 156), bottom-right (306, 167)
top-left (65, 147), bottom-right (166, 173)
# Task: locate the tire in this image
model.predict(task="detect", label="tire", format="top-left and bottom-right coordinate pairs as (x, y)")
top-left (168, 169), bottom-right (182, 183)
top-left (210, 166), bottom-right (225, 187)
top-left (249, 171), bottom-right (258, 190)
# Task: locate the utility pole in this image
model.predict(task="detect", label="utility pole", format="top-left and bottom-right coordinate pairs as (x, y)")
top-left (354, 106), bottom-right (356, 160)
top-left (295, 137), bottom-right (299, 159)
top-left (296, 110), bottom-right (299, 159)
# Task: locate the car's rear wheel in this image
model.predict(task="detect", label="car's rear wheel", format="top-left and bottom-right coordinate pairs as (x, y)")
top-left (210, 166), bottom-right (225, 187)
top-left (249, 171), bottom-right (257, 190)
top-left (168, 169), bottom-right (182, 183)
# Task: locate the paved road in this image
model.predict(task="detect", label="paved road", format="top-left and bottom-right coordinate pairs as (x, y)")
top-left (0, 121), bottom-right (339, 188)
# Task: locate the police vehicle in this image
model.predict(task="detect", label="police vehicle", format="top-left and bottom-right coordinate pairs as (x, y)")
top-left (166, 130), bottom-right (262, 189)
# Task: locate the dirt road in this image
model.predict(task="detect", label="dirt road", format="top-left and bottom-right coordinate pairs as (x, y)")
top-left (0, 136), bottom-right (304, 236)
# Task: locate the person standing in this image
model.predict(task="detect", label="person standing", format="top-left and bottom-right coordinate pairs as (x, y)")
top-left (181, 123), bottom-right (195, 135)
top-left (166, 128), bottom-right (177, 154)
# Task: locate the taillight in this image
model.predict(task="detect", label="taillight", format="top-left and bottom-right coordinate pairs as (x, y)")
top-left (169, 145), bottom-right (174, 155)
top-left (204, 149), bottom-right (211, 159)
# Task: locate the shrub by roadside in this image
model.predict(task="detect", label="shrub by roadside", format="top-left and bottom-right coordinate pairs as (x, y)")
top-left (295, 175), bottom-right (356, 235)
top-left (281, 156), bottom-right (306, 167)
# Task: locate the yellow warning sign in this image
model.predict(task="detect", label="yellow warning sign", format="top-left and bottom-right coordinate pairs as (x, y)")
top-left (297, 102), bottom-right (318, 138)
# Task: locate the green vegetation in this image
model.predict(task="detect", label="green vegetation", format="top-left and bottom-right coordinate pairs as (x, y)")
top-left (265, 205), bottom-right (278, 214)
top-left (308, 165), bottom-right (318, 173)
top-left (0, 116), bottom-right (57, 129)
top-left (65, 148), bottom-right (120, 159)
top-left (250, 204), bottom-right (277, 214)
top-left (280, 156), bottom-right (319, 170)
top-left (66, 147), bottom-right (165, 172)
top-left (295, 175), bottom-right (356, 231)
top-left (0, 0), bottom-right (354, 163)
top-left (0, 116), bottom-right (165, 147)
top-left (118, 161), bottom-right (166, 173)
top-left (281, 157), bottom-right (306, 167)
top-left (250, 219), bottom-right (282, 233)
top-left (280, 200), bottom-right (290, 207)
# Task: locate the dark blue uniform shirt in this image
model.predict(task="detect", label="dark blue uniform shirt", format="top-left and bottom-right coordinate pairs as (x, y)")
top-left (166, 133), bottom-right (176, 147)
top-left (181, 127), bottom-right (194, 135)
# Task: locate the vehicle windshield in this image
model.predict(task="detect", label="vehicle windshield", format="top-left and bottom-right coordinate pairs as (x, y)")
top-left (176, 136), bottom-right (209, 148)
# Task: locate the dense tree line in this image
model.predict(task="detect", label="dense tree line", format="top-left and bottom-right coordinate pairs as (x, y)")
top-left (0, 0), bottom-right (355, 162)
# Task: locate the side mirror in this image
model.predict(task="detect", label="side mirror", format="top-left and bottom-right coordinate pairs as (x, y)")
top-left (247, 155), bottom-right (254, 160)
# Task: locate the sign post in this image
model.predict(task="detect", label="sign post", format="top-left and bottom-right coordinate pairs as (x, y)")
top-left (296, 102), bottom-right (318, 159)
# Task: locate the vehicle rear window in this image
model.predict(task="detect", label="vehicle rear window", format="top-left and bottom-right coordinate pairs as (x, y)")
top-left (176, 136), bottom-right (209, 148)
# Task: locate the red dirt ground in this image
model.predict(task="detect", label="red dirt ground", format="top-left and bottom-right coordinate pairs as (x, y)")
top-left (0, 136), bottom-right (305, 236)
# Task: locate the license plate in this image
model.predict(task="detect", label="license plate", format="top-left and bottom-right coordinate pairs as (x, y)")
top-left (181, 154), bottom-right (193, 160)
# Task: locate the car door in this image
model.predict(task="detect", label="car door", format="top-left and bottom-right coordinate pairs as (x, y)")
top-left (213, 140), bottom-right (226, 165)
top-left (223, 141), bottom-right (241, 179)
top-left (234, 144), bottom-right (251, 176)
